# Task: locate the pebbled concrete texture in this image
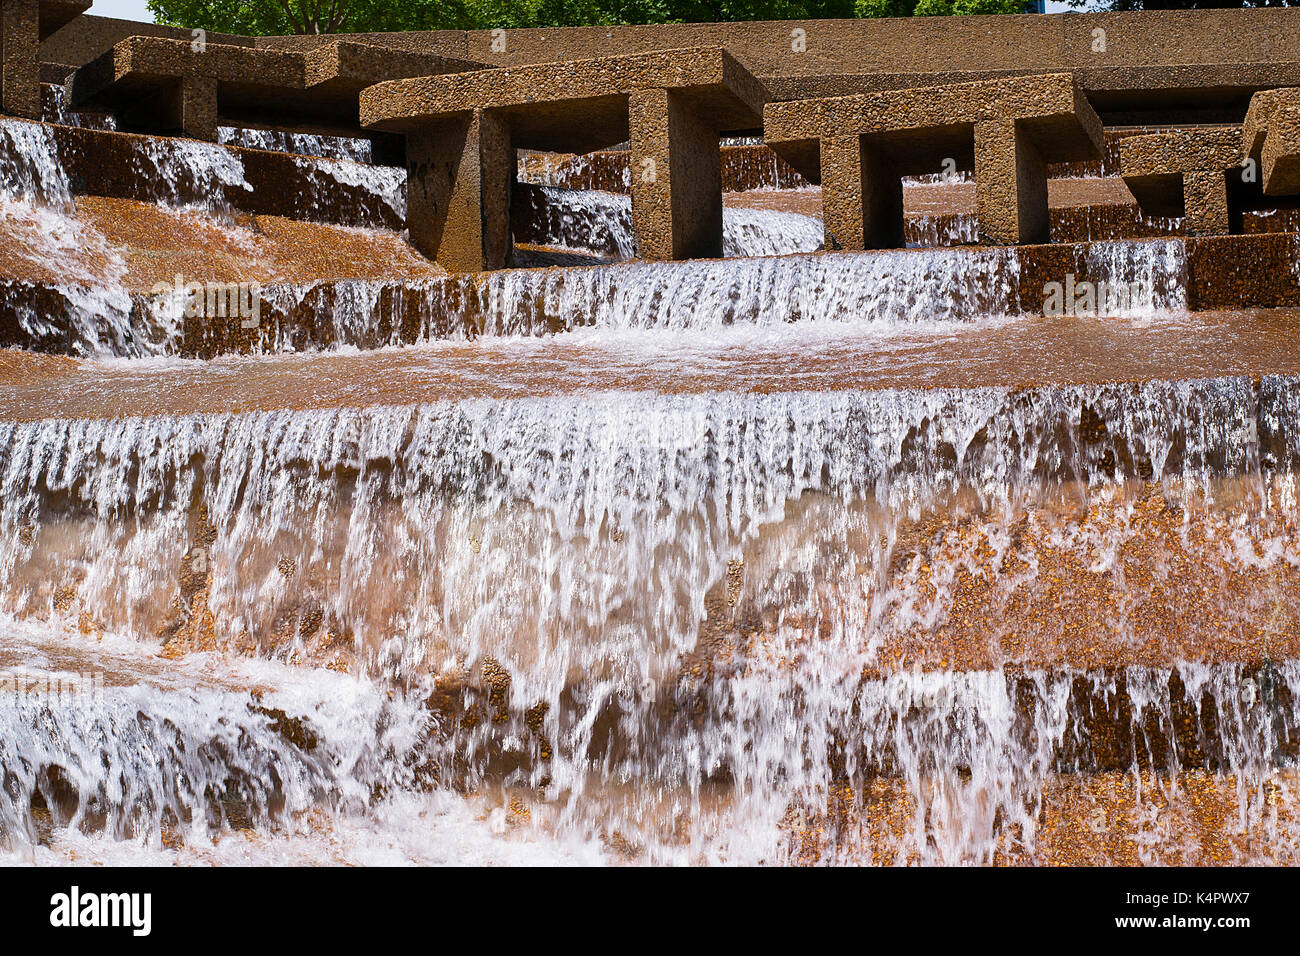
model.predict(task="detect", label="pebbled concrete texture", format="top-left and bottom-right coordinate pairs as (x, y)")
top-left (363, 47), bottom-right (767, 271)
top-left (70, 35), bottom-right (484, 141)
top-left (1245, 88), bottom-right (1300, 198)
top-left (1121, 127), bottom-right (1246, 235)
top-left (763, 61), bottom-right (1300, 126)
top-left (764, 72), bottom-right (1103, 247)
top-left (38, 10), bottom-right (1300, 118)
top-left (3, 0), bottom-right (86, 117)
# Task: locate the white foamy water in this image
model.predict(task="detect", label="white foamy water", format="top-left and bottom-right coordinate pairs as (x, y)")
top-left (1, 374), bottom-right (1299, 861)
top-left (4, 113), bottom-right (1299, 867)
top-left (521, 186), bottom-right (823, 258)
top-left (0, 119), bottom-right (73, 208)
top-left (2, 612), bottom-right (1298, 865)
top-left (219, 126), bottom-right (374, 163)
top-left (291, 155), bottom-right (406, 222)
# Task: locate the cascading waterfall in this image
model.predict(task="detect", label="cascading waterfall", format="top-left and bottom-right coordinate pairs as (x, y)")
top-left (519, 185), bottom-right (824, 258)
top-left (0, 119), bottom-right (73, 207)
top-left (149, 237), bottom-right (1195, 353)
top-left (1084, 238), bottom-right (1189, 313)
top-left (40, 84), bottom-right (117, 131)
top-left (218, 126), bottom-right (374, 163)
top-left (0, 621), bottom-right (434, 861)
top-left (907, 213), bottom-right (979, 247)
top-left (6, 96), bottom-right (1300, 867)
top-left (3, 374), bottom-right (1300, 861)
top-left (0, 119), bottom-right (136, 354)
top-left (289, 155), bottom-right (406, 221)
top-left (471, 245), bottom-right (1025, 334)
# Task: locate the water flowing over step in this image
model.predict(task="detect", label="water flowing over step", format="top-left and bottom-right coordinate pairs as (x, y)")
top-left (0, 621), bottom-right (431, 857)
top-left (9, 84), bottom-right (1300, 867)
top-left (4, 630), bottom-right (1300, 863)
top-left (515, 185), bottom-right (825, 258)
top-left (0, 115), bottom-right (403, 228)
top-left (217, 127), bottom-right (375, 163)
top-left (170, 239), bottom-right (1192, 358)
top-left (2, 375), bottom-right (1297, 680)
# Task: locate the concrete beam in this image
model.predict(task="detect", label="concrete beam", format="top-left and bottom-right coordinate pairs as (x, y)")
top-left (2, 0), bottom-right (84, 115)
top-left (70, 35), bottom-right (484, 141)
top-left (1120, 127), bottom-right (1244, 235)
top-left (1244, 88), bottom-right (1300, 197)
top-left (629, 88), bottom-right (724, 261)
top-left (764, 73), bottom-right (1101, 248)
top-left (1, 0), bottom-right (39, 117)
top-left (362, 47), bottom-right (768, 269)
top-left (974, 118), bottom-right (1049, 244)
top-left (818, 134), bottom-right (902, 251)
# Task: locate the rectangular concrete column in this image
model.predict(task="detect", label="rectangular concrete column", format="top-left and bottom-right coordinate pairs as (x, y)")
top-left (405, 108), bottom-right (512, 273)
top-left (629, 87), bottom-right (722, 261)
top-left (819, 134), bottom-right (903, 250)
top-left (0, 0), bottom-right (39, 118)
top-left (974, 118), bottom-right (1049, 244)
top-left (178, 76), bottom-right (217, 140)
top-left (1261, 105), bottom-right (1300, 196)
top-left (1182, 170), bottom-right (1234, 235)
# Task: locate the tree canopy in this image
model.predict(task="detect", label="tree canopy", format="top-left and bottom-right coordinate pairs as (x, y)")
top-left (146, 0), bottom-right (1032, 35)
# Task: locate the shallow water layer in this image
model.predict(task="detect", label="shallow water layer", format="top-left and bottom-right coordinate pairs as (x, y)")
top-left (2, 310), bottom-right (1296, 420)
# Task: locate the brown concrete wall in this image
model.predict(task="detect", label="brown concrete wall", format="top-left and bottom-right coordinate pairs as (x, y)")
top-left (1060, 9), bottom-right (1300, 69)
top-left (37, 11), bottom-right (1300, 79)
top-left (39, 14), bottom-right (252, 69)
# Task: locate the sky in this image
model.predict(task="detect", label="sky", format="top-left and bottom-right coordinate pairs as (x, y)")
top-left (89, 0), bottom-right (153, 20)
top-left (83, 0), bottom-right (1082, 24)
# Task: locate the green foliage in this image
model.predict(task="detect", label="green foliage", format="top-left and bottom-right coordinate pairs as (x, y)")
top-left (149, 0), bottom-right (1028, 35)
top-left (912, 0), bottom-right (1027, 14)
top-left (853, 0), bottom-right (916, 16)
top-left (148, 0), bottom-right (864, 33)
top-left (855, 0), bottom-right (1025, 15)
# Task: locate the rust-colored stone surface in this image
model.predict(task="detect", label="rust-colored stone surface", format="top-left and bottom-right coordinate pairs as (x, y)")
top-left (765, 73), bottom-right (1103, 247)
top-left (1120, 126), bottom-right (1245, 234)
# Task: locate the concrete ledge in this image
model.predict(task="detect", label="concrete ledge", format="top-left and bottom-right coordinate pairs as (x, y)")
top-left (765, 73), bottom-right (1103, 247)
top-left (765, 61), bottom-right (1300, 125)
top-left (192, 233), bottom-right (1295, 355)
top-left (70, 35), bottom-right (485, 141)
top-left (1244, 87), bottom-right (1300, 197)
top-left (36, 121), bottom-right (403, 229)
top-left (361, 46), bottom-right (765, 148)
top-left (6, 232), bottom-right (1295, 359)
top-left (3, 0), bottom-right (88, 117)
top-left (362, 47), bottom-right (768, 271)
top-left (1121, 127), bottom-right (1245, 234)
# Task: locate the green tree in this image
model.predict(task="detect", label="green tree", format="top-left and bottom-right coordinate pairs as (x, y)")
top-left (148, 0), bottom-right (921, 34)
top-left (856, 0), bottom-right (1026, 15)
